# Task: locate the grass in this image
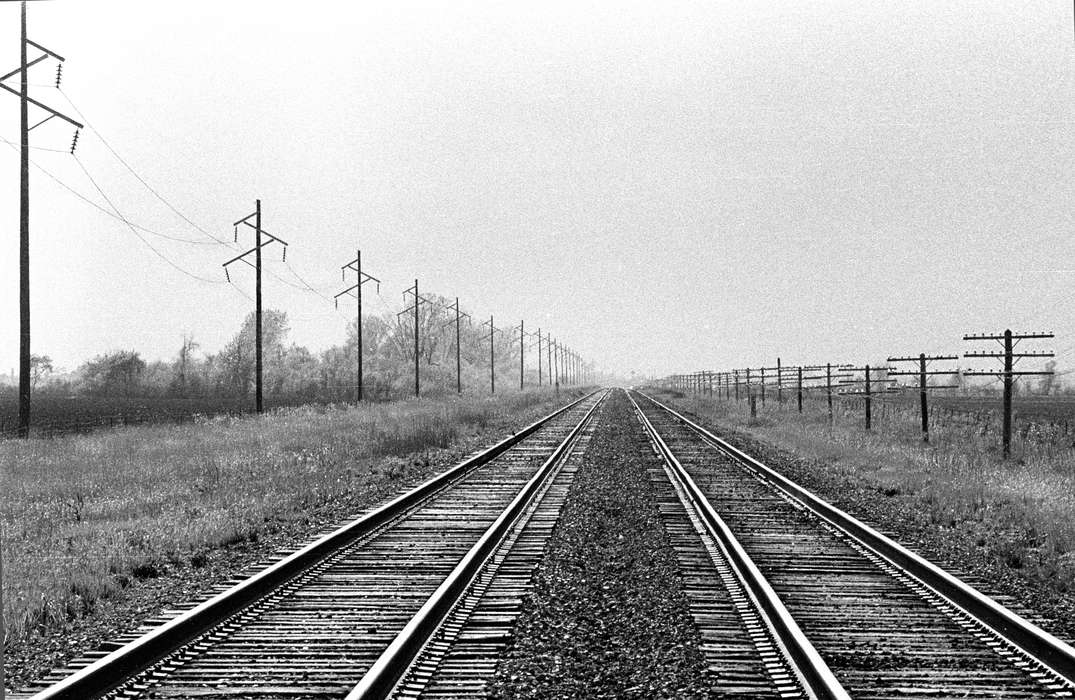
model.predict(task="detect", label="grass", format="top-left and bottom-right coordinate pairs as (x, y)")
top-left (652, 390), bottom-right (1075, 598)
top-left (0, 387), bottom-right (586, 645)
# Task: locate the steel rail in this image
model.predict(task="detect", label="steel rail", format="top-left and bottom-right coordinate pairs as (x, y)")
top-left (347, 389), bottom-right (608, 700)
top-left (635, 390), bottom-right (1075, 687)
top-left (627, 393), bottom-right (849, 700)
top-left (30, 390), bottom-right (601, 700)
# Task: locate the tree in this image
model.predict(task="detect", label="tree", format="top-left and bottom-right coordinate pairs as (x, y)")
top-left (1039, 360), bottom-right (1059, 395)
top-left (79, 351), bottom-right (146, 396)
top-left (215, 310), bottom-right (290, 397)
top-left (171, 334), bottom-right (201, 396)
top-left (30, 353), bottom-right (53, 390)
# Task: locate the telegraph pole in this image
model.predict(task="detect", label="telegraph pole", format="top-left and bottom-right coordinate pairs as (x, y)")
top-left (838, 365), bottom-right (896, 431)
top-left (335, 250), bottom-right (379, 402)
top-left (552, 339), bottom-right (560, 396)
top-left (443, 298), bottom-right (470, 394)
top-left (887, 353), bottom-right (958, 443)
top-left (4, 2), bottom-right (81, 437)
top-left (964, 330), bottom-right (1054, 458)
top-left (481, 316), bottom-right (499, 394)
top-left (399, 281), bottom-right (434, 397)
top-left (518, 320), bottom-right (525, 390)
top-left (536, 329), bottom-right (543, 385)
top-left (548, 334), bottom-right (554, 394)
top-left (223, 201), bottom-right (288, 413)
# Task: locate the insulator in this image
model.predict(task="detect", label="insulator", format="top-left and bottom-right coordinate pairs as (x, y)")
top-left (334, 298), bottom-right (338, 309)
top-left (69, 129), bottom-right (79, 155)
top-left (55, 63), bottom-right (62, 88)
top-left (342, 269), bottom-right (346, 282)
top-left (281, 247), bottom-right (287, 262)
top-left (225, 268), bottom-right (231, 283)
top-left (233, 226), bottom-right (237, 243)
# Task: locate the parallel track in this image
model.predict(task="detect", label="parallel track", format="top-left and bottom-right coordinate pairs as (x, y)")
top-left (633, 390), bottom-right (1075, 699)
top-left (27, 390), bottom-right (606, 700)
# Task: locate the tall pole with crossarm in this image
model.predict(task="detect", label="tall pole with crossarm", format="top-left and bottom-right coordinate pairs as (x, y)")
top-left (335, 249), bottom-right (379, 402)
top-left (223, 201), bottom-right (288, 413)
top-left (2, 1), bottom-right (81, 437)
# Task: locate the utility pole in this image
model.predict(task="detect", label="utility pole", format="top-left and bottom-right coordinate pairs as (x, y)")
top-left (887, 353), bottom-right (958, 443)
top-left (548, 335), bottom-right (555, 395)
top-left (517, 320), bottom-right (525, 390)
top-left (963, 330), bottom-right (1054, 458)
top-left (776, 357), bottom-right (782, 404)
top-left (4, 2), bottom-right (81, 437)
top-left (535, 329), bottom-right (543, 386)
top-left (838, 365), bottom-right (897, 430)
top-left (481, 316), bottom-right (499, 394)
top-left (400, 281), bottom-right (435, 398)
top-left (335, 250), bottom-right (379, 403)
top-left (443, 298), bottom-right (470, 394)
top-left (223, 201), bottom-right (288, 413)
top-left (552, 339), bottom-right (560, 396)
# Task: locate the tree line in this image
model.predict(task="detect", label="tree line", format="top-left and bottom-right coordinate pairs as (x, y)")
top-left (8, 293), bottom-right (554, 403)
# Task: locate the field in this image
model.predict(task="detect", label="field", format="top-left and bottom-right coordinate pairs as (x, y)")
top-left (0, 387), bottom-right (587, 661)
top-left (0, 394), bottom-right (342, 438)
top-left (650, 388), bottom-right (1075, 603)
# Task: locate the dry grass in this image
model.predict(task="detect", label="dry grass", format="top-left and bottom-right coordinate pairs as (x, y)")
top-left (657, 391), bottom-right (1075, 595)
top-left (0, 388), bottom-right (583, 643)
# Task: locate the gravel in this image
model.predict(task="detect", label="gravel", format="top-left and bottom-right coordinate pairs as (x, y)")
top-left (488, 390), bottom-right (715, 699)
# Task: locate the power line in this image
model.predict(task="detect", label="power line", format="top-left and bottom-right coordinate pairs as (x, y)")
top-left (59, 87), bottom-right (232, 248)
top-left (72, 153), bottom-right (226, 284)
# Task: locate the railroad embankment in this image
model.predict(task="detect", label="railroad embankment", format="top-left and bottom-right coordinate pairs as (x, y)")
top-left (1, 387), bottom-right (589, 689)
top-left (653, 389), bottom-right (1075, 645)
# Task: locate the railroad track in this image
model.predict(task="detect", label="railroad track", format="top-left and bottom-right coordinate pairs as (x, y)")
top-left (630, 389), bottom-right (1075, 699)
top-left (26, 389), bottom-right (607, 700)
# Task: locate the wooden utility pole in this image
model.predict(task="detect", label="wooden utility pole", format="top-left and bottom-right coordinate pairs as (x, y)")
top-left (536, 329), bottom-right (542, 385)
top-left (335, 250), bottom-right (380, 402)
top-left (518, 320), bottom-right (525, 390)
top-left (481, 316), bottom-right (498, 394)
top-left (838, 365), bottom-right (896, 431)
top-left (964, 330), bottom-right (1054, 458)
top-left (413, 280), bottom-right (419, 397)
top-left (224, 201), bottom-right (288, 414)
top-left (443, 298), bottom-right (470, 394)
top-left (4, 2), bottom-right (81, 437)
top-left (398, 280), bottom-right (434, 398)
top-left (552, 339), bottom-right (560, 396)
top-left (887, 353), bottom-right (958, 443)
top-left (797, 366), bottom-right (803, 412)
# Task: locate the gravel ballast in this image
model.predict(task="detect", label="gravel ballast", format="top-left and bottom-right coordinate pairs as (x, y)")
top-left (489, 390), bottom-right (715, 699)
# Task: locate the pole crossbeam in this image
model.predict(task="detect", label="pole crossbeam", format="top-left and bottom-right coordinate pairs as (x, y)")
top-left (964, 332), bottom-right (1054, 341)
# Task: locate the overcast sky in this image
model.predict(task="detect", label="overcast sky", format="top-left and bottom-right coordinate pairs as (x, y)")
top-left (0, 0), bottom-right (1072, 379)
